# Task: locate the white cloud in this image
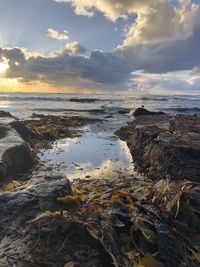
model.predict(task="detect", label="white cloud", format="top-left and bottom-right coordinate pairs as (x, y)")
top-left (65, 42), bottom-right (87, 54)
top-left (122, 0), bottom-right (200, 47)
top-left (47, 28), bottom-right (69, 40)
top-left (129, 70), bottom-right (200, 94)
top-left (55, 0), bottom-right (200, 46)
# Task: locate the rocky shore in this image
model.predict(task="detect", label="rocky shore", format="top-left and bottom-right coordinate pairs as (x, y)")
top-left (116, 108), bottom-right (200, 181)
top-left (0, 109), bottom-right (200, 267)
top-left (0, 112), bottom-right (99, 184)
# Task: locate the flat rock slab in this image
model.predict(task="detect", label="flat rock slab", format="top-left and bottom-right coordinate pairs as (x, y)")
top-left (116, 114), bottom-right (200, 181)
top-left (0, 124), bottom-right (35, 183)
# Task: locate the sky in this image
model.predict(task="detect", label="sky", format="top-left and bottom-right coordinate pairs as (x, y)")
top-left (0, 0), bottom-right (200, 94)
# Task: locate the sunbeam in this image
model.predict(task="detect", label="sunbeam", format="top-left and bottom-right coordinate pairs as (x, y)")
top-left (0, 57), bottom-right (9, 74)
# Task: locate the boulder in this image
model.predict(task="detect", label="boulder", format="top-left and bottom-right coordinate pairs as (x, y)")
top-left (0, 124), bottom-right (35, 183)
top-left (116, 114), bottom-right (200, 181)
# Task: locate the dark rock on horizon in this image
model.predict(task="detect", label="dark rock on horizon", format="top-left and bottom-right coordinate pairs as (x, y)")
top-left (118, 108), bottom-right (130, 114)
top-left (0, 110), bottom-right (13, 118)
top-left (133, 107), bottom-right (166, 117)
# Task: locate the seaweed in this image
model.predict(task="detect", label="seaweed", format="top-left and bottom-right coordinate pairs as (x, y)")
top-left (24, 177), bottom-right (200, 266)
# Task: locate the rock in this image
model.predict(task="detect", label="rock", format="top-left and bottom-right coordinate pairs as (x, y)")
top-left (169, 115), bottom-right (200, 134)
top-left (0, 170), bottom-right (72, 266)
top-left (133, 108), bottom-right (166, 117)
top-left (0, 174), bottom-right (71, 214)
top-left (0, 124), bottom-right (35, 183)
top-left (116, 114), bottom-right (200, 181)
top-left (0, 110), bottom-right (13, 118)
top-left (0, 259), bottom-right (9, 267)
top-left (10, 121), bottom-right (39, 142)
top-left (31, 113), bottom-right (45, 118)
top-left (68, 98), bottom-right (99, 103)
top-left (118, 108), bottom-right (130, 114)
top-left (102, 106), bottom-right (131, 115)
top-left (22, 114), bottom-right (99, 144)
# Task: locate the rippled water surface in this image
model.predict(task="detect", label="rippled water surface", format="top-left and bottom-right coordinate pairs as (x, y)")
top-left (1, 92), bottom-right (200, 180)
top-left (0, 92), bottom-right (200, 118)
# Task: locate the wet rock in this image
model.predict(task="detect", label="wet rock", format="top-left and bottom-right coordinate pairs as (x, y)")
top-left (117, 108), bottom-right (130, 114)
top-left (104, 114), bottom-right (114, 119)
top-left (68, 98), bottom-right (100, 103)
top-left (0, 174), bottom-right (71, 214)
top-left (0, 170), bottom-right (72, 266)
top-left (0, 124), bottom-right (35, 183)
top-left (0, 259), bottom-right (9, 267)
top-left (0, 111), bottom-right (16, 124)
top-left (102, 106), bottom-right (131, 115)
top-left (23, 114), bottom-right (99, 144)
top-left (0, 110), bottom-right (13, 118)
top-left (133, 107), bottom-right (166, 117)
top-left (0, 174), bottom-right (199, 266)
top-left (10, 121), bottom-right (39, 142)
top-left (169, 114), bottom-right (200, 135)
top-left (116, 114), bottom-right (200, 181)
top-left (31, 113), bottom-right (45, 118)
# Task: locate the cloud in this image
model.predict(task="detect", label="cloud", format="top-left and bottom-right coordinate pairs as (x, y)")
top-left (55, 0), bottom-right (200, 46)
top-left (0, 46), bottom-right (131, 90)
top-left (54, 0), bottom-right (132, 21)
top-left (1, 0), bottom-right (200, 93)
top-left (116, 23), bottom-right (200, 74)
top-left (1, 21), bottom-right (200, 93)
top-left (65, 42), bottom-right (87, 54)
top-left (129, 70), bottom-right (200, 95)
top-left (121, 0), bottom-right (200, 46)
top-left (47, 28), bottom-right (69, 40)
top-left (53, 0), bottom-right (200, 77)
top-left (53, 1), bottom-right (200, 95)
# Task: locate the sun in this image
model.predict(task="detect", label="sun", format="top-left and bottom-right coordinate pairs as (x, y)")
top-left (0, 57), bottom-right (9, 74)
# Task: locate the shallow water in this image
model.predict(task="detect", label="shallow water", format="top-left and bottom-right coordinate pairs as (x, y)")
top-left (1, 92), bottom-right (200, 181)
top-left (39, 122), bottom-right (138, 181)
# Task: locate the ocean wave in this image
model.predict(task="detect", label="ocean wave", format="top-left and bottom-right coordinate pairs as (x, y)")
top-left (30, 108), bottom-right (105, 114)
top-left (139, 97), bottom-right (168, 101)
top-left (0, 95), bottom-right (119, 103)
top-left (68, 98), bottom-right (106, 103)
top-left (0, 96), bottom-right (67, 102)
top-left (30, 106), bottom-right (131, 115)
top-left (164, 107), bottom-right (200, 113)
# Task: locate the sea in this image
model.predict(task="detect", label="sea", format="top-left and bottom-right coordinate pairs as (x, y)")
top-left (1, 92), bottom-right (200, 180)
top-left (1, 92), bottom-right (200, 118)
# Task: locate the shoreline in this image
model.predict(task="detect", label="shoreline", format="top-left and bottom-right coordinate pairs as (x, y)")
top-left (0, 109), bottom-right (199, 266)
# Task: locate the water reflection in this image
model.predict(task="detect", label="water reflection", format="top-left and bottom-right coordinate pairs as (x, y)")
top-left (0, 99), bottom-right (10, 109)
top-left (39, 124), bottom-right (136, 180)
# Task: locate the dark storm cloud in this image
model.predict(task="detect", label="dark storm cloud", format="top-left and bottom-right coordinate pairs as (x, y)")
top-left (0, 47), bottom-right (131, 88)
